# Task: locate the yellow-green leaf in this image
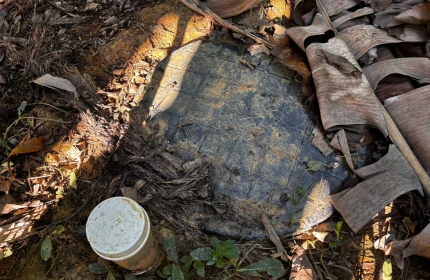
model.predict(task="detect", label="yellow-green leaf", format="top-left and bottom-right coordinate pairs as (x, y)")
top-left (0, 248), bottom-right (13, 259)
top-left (52, 225), bottom-right (66, 235)
top-left (69, 169), bottom-right (77, 189)
top-left (40, 235), bottom-right (52, 261)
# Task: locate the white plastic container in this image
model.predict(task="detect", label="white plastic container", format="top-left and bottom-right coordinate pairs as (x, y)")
top-left (86, 197), bottom-right (163, 274)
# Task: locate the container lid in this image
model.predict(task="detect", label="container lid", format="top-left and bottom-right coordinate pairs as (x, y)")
top-left (86, 197), bottom-right (150, 260)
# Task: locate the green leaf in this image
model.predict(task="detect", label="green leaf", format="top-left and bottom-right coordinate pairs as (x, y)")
top-left (88, 263), bottom-right (108, 274)
top-left (307, 160), bottom-right (326, 171)
top-left (0, 140), bottom-right (8, 149)
top-left (163, 236), bottom-right (179, 263)
top-left (156, 270), bottom-right (170, 279)
top-left (206, 258), bottom-right (216, 266)
top-left (238, 258), bottom-right (284, 278)
top-left (106, 271), bottom-right (117, 280)
top-left (181, 255), bottom-right (192, 264)
top-left (17, 101), bottom-right (27, 116)
top-left (40, 235), bottom-right (52, 261)
top-left (221, 240), bottom-right (235, 249)
top-left (181, 260), bottom-right (194, 278)
top-left (69, 169), bottom-right (77, 189)
top-left (383, 259), bottom-right (392, 280)
top-left (171, 264), bottom-right (184, 280)
top-left (329, 241), bottom-right (337, 249)
top-left (190, 247), bottom-right (212, 261)
top-left (222, 248), bottom-right (240, 259)
top-left (193, 261), bottom-right (205, 277)
top-left (210, 237), bottom-right (221, 248)
top-left (52, 225), bottom-right (66, 235)
top-left (0, 248), bottom-right (13, 260)
top-left (162, 265), bottom-right (172, 276)
top-left (295, 186), bottom-right (304, 196)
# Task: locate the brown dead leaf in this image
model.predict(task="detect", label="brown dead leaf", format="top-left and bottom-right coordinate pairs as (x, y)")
top-left (388, 3), bottom-right (430, 27)
top-left (203, 0), bottom-right (261, 18)
top-left (251, 127), bottom-right (265, 137)
top-left (311, 126), bottom-right (333, 157)
top-left (330, 145), bottom-right (422, 232)
top-left (311, 231), bottom-right (329, 242)
top-left (290, 245), bottom-right (316, 280)
top-left (7, 136), bottom-right (49, 174)
top-left (247, 43), bottom-right (271, 56)
top-left (120, 187), bottom-right (141, 202)
top-left (315, 49), bottom-right (362, 78)
top-left (364, 58), bottom-right (430, 91)
top-left (385, 239), bottom-right (411, 269)
top-left (0, 180), bottom-right (11, 194)
top-left (385, 85), bottom-right (430, 172)
top-left (402, 223), bottom-right (430, 259)
top-left (403, 217), bottom-right (418, 234)
top-left (239, 58), bottom-right (256, 70)
top-left (306, 38), bottom-right (387, 136)
top-left (261, 214), bottom-right (291, 262)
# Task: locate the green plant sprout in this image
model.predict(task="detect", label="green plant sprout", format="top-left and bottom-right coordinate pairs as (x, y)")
top-left (158, 236), bottom-right (283, 279)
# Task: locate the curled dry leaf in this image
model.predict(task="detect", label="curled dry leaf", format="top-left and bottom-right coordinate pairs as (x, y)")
top-left (315, 49), bottom-right (362, 78)
top-left (32, 74), bottom-right (76, 93)
top-left (7, 136), bottom-right (49, 174)
top-left (306, 37), bottom-right (387, 135)
top-left (203, 0), bottom-right (262, 18)
top-left (385, 85), bottom-right (430, 172)
top-left (363, 58), bottom-right (430, 91)
top-left (289, 245), bottom-right (315, 280)
top-left (387, 3), bottom-right (430, 27)
top-left (247, 43), bottom-right (271, 56)
top-left (330, 145), bottom-right (422, 232)
top-left (0, 180), bottom-right (11, 194)
top-left (311, 126), bottom-right (333, 157)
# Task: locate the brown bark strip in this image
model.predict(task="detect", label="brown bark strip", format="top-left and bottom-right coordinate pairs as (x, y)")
top-left (180, 0), bottom-right (273, 47)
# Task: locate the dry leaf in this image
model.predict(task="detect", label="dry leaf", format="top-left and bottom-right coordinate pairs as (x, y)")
top-left (7, 136), bottom-right (49, 174)
top-left (311, 126), bottom-right (333, 157)
top-left (403, 217), bottom-right (418, 234)
top-left (289, 245), bottom-right (315, 280)
top-left (385, 85), bottom-right (430, 172)
top-left (32, 74), bottom-right (76, 93)
top-left (261, 214), bottom-right (291, 262)
top-left (312, 231), bottom-right (329, 242)
top-left (247, 44), bottom-right (271, 56)
top-left (330, 145), bottom-right (422, 232)
top-left (364, 58), bottom-right (430, 91)
top-left (385, 239), bottom-right (411, 269)
top-left (402, 223), bottom-right (430, 259)
top-left (251, 127), bottom-right (265, 137)
top-left (203, 0), bottom-right (261, 18)
top-left (306, 38), bottom-right (387, 136)
top-left (387, 3), bottom-right (430, 27)
top-left (120, 187), bottom-right (141, 202)
top-left (315, 49), bottom-right (362, 78)
top-left (0, 180), bottom-right (11, 193)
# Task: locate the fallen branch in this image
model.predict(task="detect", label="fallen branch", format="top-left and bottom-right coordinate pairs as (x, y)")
top-left (180, 0), bottom-right (273, 48)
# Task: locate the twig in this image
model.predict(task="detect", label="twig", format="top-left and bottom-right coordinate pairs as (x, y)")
top-left (45, 243), bottom-right (65, 276)
top-left (28, 102), bottom-right (69, 114)
top-left (180, 0), bottom-right (273, 48)
top-left (237, 244), bottom-right (259, 267)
